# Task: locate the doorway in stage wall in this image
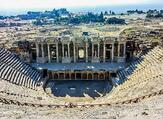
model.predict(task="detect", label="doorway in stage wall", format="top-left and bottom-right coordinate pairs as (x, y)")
top-left (126, 51), bottom-right (131, 61)
top-left (78, 48), bottom-right (85, 62)
top-left (106, 50), bottom-right (111, 62)
top-left (43, 69), bottom-right (48, 78)
top-left (31, 50), bottom-right (36, 62)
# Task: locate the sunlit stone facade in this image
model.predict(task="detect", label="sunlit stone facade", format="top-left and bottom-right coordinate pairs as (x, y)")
top-left (30, 35), bottom-right (127, 80)
top-left (34, 36), bottom-right (126, 63)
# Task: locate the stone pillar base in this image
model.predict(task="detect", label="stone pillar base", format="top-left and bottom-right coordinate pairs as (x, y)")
top-left (92, 57), bottom-right (100, 63)
top-left (116, 57), bottom-right (126, 63)
top-left (37, 57), bottom-right (48, 63)
top-left (62, 57), bottom-right (71, 63)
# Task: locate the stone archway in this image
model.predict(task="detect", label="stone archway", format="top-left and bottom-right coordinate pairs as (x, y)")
top-left (82, 72), bottom-right (87, 79)
top-left (88, 73), bottom-right (92, 80)
top-left (99, 73), bottom-right (104, 80)
top-left (48, 71), bottom-right (53, 79)
top-left (65, 73), bottom-right (70, 79)
top-left (93, 73), bottom-right (98, 80)
top-left (59, 73), bottom-right (64, 79)
top-left (71, 73), bottom-right (75, 80)
top-left (53, 73), bottom-right (59, 79)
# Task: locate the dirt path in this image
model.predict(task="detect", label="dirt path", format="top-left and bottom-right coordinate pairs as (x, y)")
top-left (0, 95), bottom-right (163, 119)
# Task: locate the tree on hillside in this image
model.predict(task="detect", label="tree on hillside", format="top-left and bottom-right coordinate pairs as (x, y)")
top-left (107, 17), bottom-right (125, 24)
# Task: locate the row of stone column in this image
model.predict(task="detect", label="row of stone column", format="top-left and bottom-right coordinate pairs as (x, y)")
top-left (103, 43), bottom-right (115, 62)
top-left (36, 42), bottom-right (126, 63)
top-left (48, 71), bottom-right (110, 80)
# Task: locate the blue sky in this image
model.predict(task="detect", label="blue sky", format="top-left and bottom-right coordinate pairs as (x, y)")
top-left (0, 0), bottom-right (162, 16)
top-left (0, 0), bottom-right (162, 10)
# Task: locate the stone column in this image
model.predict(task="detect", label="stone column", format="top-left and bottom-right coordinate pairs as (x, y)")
top-left (36, 43), bottom-right (39, 58)
top-left (56, 43), bottom-right (59, 63)
top-left (52, 72), bottom-right (54, 79)
top-left (75, 72), bottom-right (76, 80)
top-left (62, 43), bottom-right (64, 57)
top-left (103, 42), bottom-right (106, 62)
top-left (112, 43), bottom-right (114, 62)
top-left (118, 43), bottom-right (120, 57)
top-left (104, 72), bottom-right (106, 80)
top-left (86, 72), bottom-right (88, 80)
top-left (123, 43), bottom-right (126, 58)
top-left (92, 43), bottom-right (94, 62)
top-left (73, 42), bottom-right (76, 63)
top-left (98, 44), bottom-right (100, 58)
top-left (64, 72), bottom-right (65, 80)
top-left (76, 46), bottom-right (78, 61)
top-left (41, 44), bottom-right (44, 58)
top-left (86, 43), bottom-right (88, 62)
top-left (47, 44), bottom-right (51, 63)
top-left (68, 43), bottom-right (70, 58)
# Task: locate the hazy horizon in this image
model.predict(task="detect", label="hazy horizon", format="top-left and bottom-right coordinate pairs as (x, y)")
top-left (0, 3), bottom-right (162, 16)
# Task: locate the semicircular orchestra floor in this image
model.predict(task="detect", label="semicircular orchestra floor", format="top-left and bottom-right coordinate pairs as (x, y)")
top-left (45, 80), bottom-right (113, 102)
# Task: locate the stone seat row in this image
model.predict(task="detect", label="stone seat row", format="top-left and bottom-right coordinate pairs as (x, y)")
top-left (109, 75), bottom-right (163, 103)
top-left (0, 48), bottom-right (41, 82)
top-left (0, 62), bottom-right (38, 89)
top-left (0, 48), bottom-right (42, 89)
top-left (117, 46), bottom-right (163, 82)
top-left (0, 78), bottom-right (63, 105)
top-left (111, 63), bottom-right (163, 96)
top-left (117, 58), bottom-right (143, 82)
top-left (105, 46), bottom-right (163, 103)
top-left (133, 47), bottom-right (163, 71)
top-left (116, 63), bottom-right (163, 93)
top-left (129, 64), bottom-right (163, 79)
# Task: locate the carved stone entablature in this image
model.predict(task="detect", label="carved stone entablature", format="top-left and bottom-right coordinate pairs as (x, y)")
top-left (35, 36), bottom-right (125, 44)
top-left (104, 37), bottom-right (116, 44)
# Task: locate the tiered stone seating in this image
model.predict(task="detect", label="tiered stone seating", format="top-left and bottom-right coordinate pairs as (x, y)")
top-left (0, 79), bottom-right (64, 105)
top-left (0, 48), bottom-right (42, 89)
top-left (98, 46), bottom-right (163, 104)
top-left (117, 46), bottom-right (163, 84)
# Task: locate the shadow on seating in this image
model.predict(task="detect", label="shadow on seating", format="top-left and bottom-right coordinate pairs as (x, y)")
top-left (46, 80), bottom-right (113, 99)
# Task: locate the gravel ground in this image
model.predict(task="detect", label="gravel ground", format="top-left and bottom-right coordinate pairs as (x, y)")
top-left (0, 95), bottom-right (163, 119)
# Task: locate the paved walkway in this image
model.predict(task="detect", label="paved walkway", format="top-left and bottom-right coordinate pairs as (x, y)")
top-left (32, 62), bottom-right (125, 71)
